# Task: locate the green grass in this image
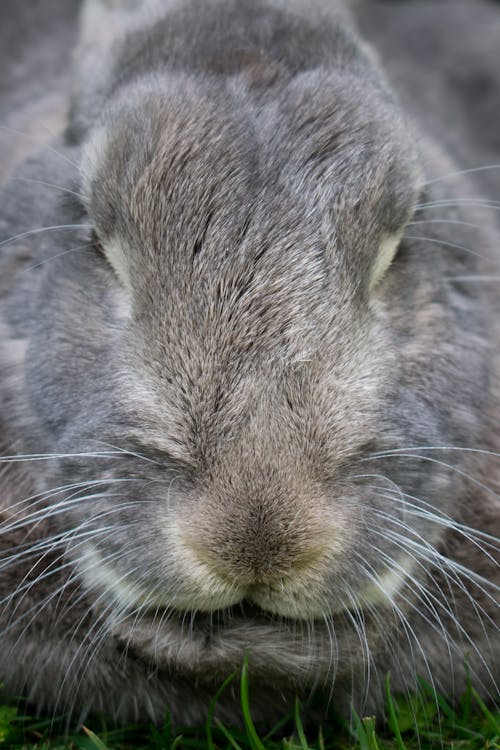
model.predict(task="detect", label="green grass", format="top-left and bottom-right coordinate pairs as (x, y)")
top-left (1, 663), bottom-right (498, 750)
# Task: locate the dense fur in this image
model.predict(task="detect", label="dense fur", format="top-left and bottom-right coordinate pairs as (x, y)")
top-left (0, 0), bottom-right (498, 727)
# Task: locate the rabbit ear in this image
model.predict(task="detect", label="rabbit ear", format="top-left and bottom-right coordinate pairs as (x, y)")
top-left (78, 0), bottom-right (152, 46)
top-left (70, 0), bottom-right (180, 139)
top-left (70, 0), bottom-right (143, 139)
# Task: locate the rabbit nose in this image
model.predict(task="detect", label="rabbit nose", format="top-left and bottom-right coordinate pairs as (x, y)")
top-left (218, 527), bottom-right (319, 584)
top-left (183, 505), bottom-right (328, 586)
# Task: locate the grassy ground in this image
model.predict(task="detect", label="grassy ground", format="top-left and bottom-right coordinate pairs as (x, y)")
top-left (1, 662), bottom-right (498, 750)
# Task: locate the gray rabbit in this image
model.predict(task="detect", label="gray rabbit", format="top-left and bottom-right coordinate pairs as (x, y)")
top-left (0, 0), bottom-right (498, 727)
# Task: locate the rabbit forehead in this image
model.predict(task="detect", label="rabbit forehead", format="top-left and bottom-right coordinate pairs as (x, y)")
top-left (82, 68), bottom-right (418, 292)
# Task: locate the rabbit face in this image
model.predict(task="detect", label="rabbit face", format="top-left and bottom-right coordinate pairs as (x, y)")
top-left (0, 0), bottom-right (497, 724)
top-left (20, 65), bottom-right (489, 631)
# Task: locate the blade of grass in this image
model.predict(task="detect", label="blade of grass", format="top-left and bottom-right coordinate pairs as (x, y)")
top-left (206, 671), bottom-right (237, 750)
top-left (361, 716), bottom-right (381, 750)
top-left (471, 688), bottom-right (500, 734)
top-left (149, 711), bottom-right (172, 749)
top-left (350, 708), bottom-right (378, 750)
top-left (81, 725), bottom-right (109, 750)
top-left (460, 668), bottom-right (473, 726)
top-left (214, 717), bottom-right (244, 750)
top-left (385, 674), bottom-right (407, 750)
top-left (262, 708), bottom-right (294, 741)
top-left (318, 725), bottom-right (325, 750)
top-left (417, 676), bottom-right (455, 721)
top-left (294, 698), bottom-right (310, 750)
top-left (240, 656), bottom-right (267, 750)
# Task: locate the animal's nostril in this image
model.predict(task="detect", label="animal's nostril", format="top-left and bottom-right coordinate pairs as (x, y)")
top-left (185, 519), bottom-right (328, 587)
top-left (178, 482), bottom-right (335, 592)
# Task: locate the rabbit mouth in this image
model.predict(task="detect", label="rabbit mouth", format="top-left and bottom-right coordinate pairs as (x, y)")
top-left (154, 599), bottom-right (276, 626)
top-left (76, 542), bottom-right (337, 619)
top-left (77, 541), bottom-right (412, 626)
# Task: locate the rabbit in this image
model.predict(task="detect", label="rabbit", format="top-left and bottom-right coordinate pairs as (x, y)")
top-left (0, 0), bottom-right (498, 728)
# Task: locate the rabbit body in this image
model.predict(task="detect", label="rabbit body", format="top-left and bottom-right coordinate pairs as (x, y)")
top-left (0, 0), bottom-right (499, 726)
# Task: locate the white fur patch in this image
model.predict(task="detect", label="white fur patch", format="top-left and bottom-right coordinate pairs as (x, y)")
top-left (103, 237), bottom-right (132, 290)
top-left (358, 559), bottom-right (412, 607)
top-left (81, 125), bottom-right (110, 201)
top-left (78, 541), bottom-right (242, 613)
top-left (78, 545), bottom-right (146, 607)
top-left (110, 282), bottom-right (133, 321)
top-left (370, 232), bottom-right (403, 289)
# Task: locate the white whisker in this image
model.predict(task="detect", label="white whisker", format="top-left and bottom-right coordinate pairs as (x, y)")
top-left (23, 243), bottom-right (95, 273)
top-left (403, 234), bottom-right (485, 259)
top-left (363, 452), bottom-right (500, 499)
top-left (0, 224), bottom-right (92, 249)
top-left (422, 163), bottom-right (500, 186)
top-left (407, 219), bottom-right (489, 231)
top-left (9, 177), bottom-right (84, 200)
top-left (0, 124), bottom-right (80, 169)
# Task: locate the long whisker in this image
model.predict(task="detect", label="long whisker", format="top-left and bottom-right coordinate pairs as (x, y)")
top-left (358, 543), bottom-right (456, 663)
top-left (362, 452), bottom-right (500, 500)
top-left (54, 555), bottom-right (149, 713)
top-left (367, 528), bottom-right (499, 696)
top-left (0, 496), bottom-right (130, 608)
top-left (354, 474), bottom-right (499, 550)
top-left (415, 198), bottom-right (500, 211)
top-left (352, 550), bottom-right (442, 703)
top-left (3, 525), bottom-right (125, 636)
top-left (407, 218), bottom-right (490, 232)
top-left (9, 177), bottom-right (84, 200)
top-left (0, 495), bottom-right (152, 572)
top-left (422, 163), bottom-right (500, 186)
top-left (378, 527), bottom-right (499, 597)
top-left (89, 440), bottom-right (161, 465)
top-left (376, 488), bottom-right (499, 556)
top-left (443, 275), bottom-right (500, 283)
top-left (1, 476), bottom-right (140, 520)
top-left (403, 234), bottom-right (485, 259)
top-left (370, 512), bottom-right (499, 626)
top-left (0, 450), bottom-right (125, 464)
top-left (368, 445), bottom-right (500, 459)
top-left (0, 124), bottom-right (80, 170)
top-left (0, 224), bottom-right (92, 250)
top-left (23, 243), bottom-right (95, 273)
top-left (1, 491), bottom-right (126, 535)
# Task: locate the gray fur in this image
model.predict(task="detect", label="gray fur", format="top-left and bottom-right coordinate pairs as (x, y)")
top-left (0, 0), bottom-right (498, 727)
